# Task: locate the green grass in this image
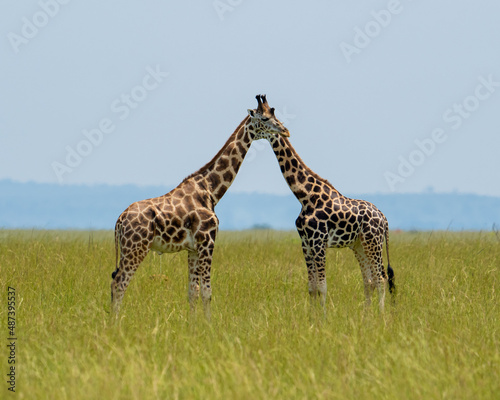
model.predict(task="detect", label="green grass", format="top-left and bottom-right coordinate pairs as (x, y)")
top-left (0, 229), bottom-right (498, 399)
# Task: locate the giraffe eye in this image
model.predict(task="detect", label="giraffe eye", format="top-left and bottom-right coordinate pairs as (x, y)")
top-left (262, 117), bottom-right (269, 122)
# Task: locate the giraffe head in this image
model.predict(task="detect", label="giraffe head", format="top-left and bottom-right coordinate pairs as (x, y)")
top-left (247, 94), bottom-right (290, 139)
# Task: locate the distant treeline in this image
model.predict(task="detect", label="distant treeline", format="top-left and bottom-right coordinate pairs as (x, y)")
top-left (1, 180), bottom-right (499, 231)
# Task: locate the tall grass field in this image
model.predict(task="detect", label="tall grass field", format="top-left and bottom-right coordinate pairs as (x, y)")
top-left (1, 229), bottom-right (498, 399)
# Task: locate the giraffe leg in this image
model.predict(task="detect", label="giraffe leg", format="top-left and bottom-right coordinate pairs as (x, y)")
top-left (373, 243), bottom-right (387, 313)
top-left (187, 251), bottom-right (200, 311)
top-left (188, 240), bottom-right (215, 321)
top-left (365, 237), bottom-right (387, 312)
top-left (352, 242), bottom-right (375, 309)
top-left (352, 238), bottom-right (387, 312)
top-left (301, 237), bottom-right (327, 308)
top-left (313, 241), bottom-right (327, 308)
top-left (111, 246), bottom-right (149, 316)
top-left (301, 240), bottom-right (318, 300)
top-left (198, 241), bottom-right (215, 321)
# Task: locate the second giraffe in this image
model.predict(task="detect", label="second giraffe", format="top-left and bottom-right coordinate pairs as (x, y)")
top-left (251, 95), bottom-right (396, 312)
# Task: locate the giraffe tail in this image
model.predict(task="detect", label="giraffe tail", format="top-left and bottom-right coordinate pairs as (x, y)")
top-left (385, 224), bottom-right (396, 295)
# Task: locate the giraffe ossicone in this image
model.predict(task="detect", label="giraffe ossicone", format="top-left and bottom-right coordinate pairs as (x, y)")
top-left (248, 95), bottom-right (396, 312)
top-left (110, 95), bottom-right (289, 318)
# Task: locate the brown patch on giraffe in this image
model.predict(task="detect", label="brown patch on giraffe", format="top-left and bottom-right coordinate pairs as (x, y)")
top-left (187, 212), bottom-right (201, 232)
top-left (214, 186), bottom-right (227, 200)
top-left (223, 170), bottom-right (234, 182)
top-left (208, 173), bottom-right (221, 189)
top-left (216, 157), bottom-right (229, 171)
top-left (297, 170), bottom-right (306, 184)
top-left (231, 157), bottom-right (240, 171)
top-left (173, 230), bottom-right (187, 243)
top-left (238, 142), bottom-right (248, 155)
top-left (171, 217), bottom-right (182, 229)
top-left (183, 196), bottom-right (195, 210)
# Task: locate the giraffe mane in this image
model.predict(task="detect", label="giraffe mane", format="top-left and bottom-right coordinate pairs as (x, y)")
top-left (182, 115), bottom-right (250, 182)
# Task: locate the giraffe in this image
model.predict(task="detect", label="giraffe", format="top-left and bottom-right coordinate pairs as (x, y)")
top-left (110, 96), bottom-right (290, 319)
top-left (250, 95), bottom-right (395, 312)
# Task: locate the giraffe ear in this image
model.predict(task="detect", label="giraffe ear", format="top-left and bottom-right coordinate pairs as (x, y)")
top-left (270, 107), bottom-right (275, 116)
top-left (248, 109), bottom-right (255, 117)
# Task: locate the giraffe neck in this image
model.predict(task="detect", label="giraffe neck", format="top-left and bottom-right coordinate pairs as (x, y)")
top-left (184, 116), bottom-right (252, 206)
top-left (267, 135), bottom-right (341, 206)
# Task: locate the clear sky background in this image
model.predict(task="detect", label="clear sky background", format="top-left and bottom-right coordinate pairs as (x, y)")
top-left (2, 0), bottom-right (500, 197)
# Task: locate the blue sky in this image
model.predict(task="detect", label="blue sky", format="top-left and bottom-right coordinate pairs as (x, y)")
top-left (2, 0), bottom-right (500, 196)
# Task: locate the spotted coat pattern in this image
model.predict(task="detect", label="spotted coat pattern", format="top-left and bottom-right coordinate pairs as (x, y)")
top-left (253, 97), bottom-right (395, 311)
top-left (111, 99), bottom-right (289, 318)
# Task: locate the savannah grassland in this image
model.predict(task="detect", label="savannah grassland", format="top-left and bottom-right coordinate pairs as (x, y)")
top-left (0, 229), bottom-right (498, 399)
